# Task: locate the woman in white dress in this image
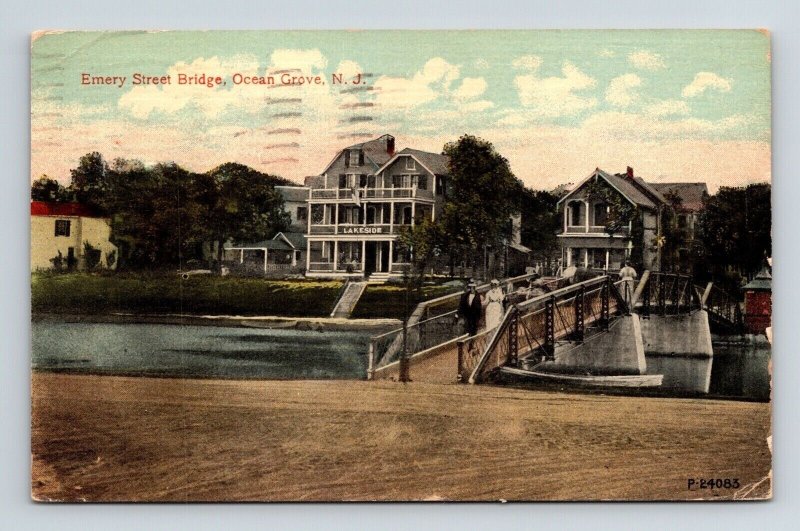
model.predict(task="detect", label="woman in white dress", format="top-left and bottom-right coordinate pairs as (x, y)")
top-left (484, 279), bottom-right (505, 331)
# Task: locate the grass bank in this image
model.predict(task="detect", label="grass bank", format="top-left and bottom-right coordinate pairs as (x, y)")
top-left (31, 272), bottom-right (343, 317)
top-left (350, 283), bottom-right (461, 320)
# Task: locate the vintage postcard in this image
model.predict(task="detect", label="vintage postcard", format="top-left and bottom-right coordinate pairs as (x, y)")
top-left (30, 30), bottom-right (772, 501)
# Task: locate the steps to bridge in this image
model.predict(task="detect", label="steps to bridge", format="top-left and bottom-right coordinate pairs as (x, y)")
top-left (330, 281), bottom-right (368, 318)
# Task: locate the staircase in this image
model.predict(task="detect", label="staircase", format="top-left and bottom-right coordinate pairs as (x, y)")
top-left (330, 281), bottom-right (368, 318)
top-left (366, 272), bottom-right (391, 285)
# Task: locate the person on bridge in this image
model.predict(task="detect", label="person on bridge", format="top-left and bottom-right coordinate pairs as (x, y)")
top-left (484, 279), bottom-right (505, 331)
top-left (619, 261), bottom-right (638, 305)
top-left (457, 281), bottom-right (483, 336)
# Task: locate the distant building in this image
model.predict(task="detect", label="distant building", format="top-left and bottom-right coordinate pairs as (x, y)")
top-left (556, 167), bottom-right (706, 272)
top-left (223, 186), bottom-right (308, 274)
top-left (304, 134), bottom-right (450, 279)
top-left (31, 201), bottom-right (117, 271)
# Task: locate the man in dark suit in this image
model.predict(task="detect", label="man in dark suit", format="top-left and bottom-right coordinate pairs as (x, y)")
top-left (457, 281), bottom-right (483, 336)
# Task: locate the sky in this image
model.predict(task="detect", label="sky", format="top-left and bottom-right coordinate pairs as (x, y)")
top-left (31, 30), bottom-right (771, 192)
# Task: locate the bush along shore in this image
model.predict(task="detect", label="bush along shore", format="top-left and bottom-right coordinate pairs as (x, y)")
top-left (32, 272), bottom-right (344, 318)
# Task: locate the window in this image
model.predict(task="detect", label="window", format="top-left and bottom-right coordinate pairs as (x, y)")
top-left (568, 202), bottom-right (584, 226)
top-left (436, 175), bottom-right (447, 196)
top-left (296, 206), bottom-right (308, 221)
top-left (413, 175), bottom-right (428, 190)
top-left (347, 149), bottom-right (362, 167)
top-left (405, 157), bottom-right (416, 170)
top-left (393, 175), bottom-right (412, 188)
top-left (54, 219), bottom-right (71, 237)
top-left (593, 203), bottom-right (608, 226)
top-left (311, 204), bottom-right (324, 223)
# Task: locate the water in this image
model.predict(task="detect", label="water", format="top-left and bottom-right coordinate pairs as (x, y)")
top-left (645, 343), bottom-right (771, 401)
top-left (32, 322), bottom-right (771, 400)
top-left (32, 321), bottom-right (370, 380)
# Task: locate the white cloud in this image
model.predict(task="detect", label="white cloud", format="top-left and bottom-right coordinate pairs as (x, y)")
top-left (373, 57), bottom-right (460, 109)
top-left (682, 72), bottom-right (732, 97)
top-left (474, 58), bottom-right (490, 70)
top-left (460, 100), bottom-right (494, 113)
top-left (512, 55), bottom-right (543, 71)
top-left (628, 50), bottom-right (666, 70)
top-left (644, 99), bottom-right (690, 117)
top-left (267, 48), bottom-right (328, 72)
top-left (605, 74), bottom-right (642, 107)
top-left (513, 61), bottom-right (597, 117)
top-left (598, 49), bottom-right (616, 58)
top-left (453, 77), bottom-right (487, 101)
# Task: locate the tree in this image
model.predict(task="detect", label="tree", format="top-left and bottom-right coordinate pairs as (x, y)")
top-left (70, 152), bottom-right (109, 211)
top-left (519, 189), bottom-right (561, 265)
top-left (699, 183), bottom-right (771, 283)
top-left (31, 175), bottom-right (72, 202)
top-left (204, 163), bottom-right (291, 265)
top-left (439, 134), bottom-right (525, 278)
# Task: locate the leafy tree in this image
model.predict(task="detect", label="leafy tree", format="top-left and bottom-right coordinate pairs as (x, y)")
top-left (203, 163), bottom-right (291, 265)
top-left (519, 189), bottom-right (561, 264)
top-left (699, 183), bottom-right (771, 282)
top-left (31, 175), bottom-right (72, 202)
top-left (439, 134), bottom-right (524, 278)
top-left (70, 152), bottom-right (109, 211)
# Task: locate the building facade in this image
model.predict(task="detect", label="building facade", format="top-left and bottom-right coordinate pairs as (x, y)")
top-left (31, 201), bottom-right (118, 271)
top-left (557, 167), bottom-right (667, 272)
top-left (304, 134), bottom-right (450, 279)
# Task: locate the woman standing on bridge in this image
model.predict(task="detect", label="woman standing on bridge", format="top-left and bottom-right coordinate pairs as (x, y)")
top-left (484, 279), bottom-right (505, 331)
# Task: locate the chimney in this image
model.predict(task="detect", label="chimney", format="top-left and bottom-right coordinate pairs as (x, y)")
top-left (626, 166), bottom-right (634, 180)
top-left (386, 135), bottom-right (395, 155)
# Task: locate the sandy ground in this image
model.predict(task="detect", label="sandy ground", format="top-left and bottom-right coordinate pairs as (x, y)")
top-left (31, 372), bottom-right (771, 502)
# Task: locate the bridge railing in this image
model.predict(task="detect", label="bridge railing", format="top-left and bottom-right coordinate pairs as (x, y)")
top-left (701, 282), bottom-right (744, 331)
top-left (636, 272), bottom-right (699, 317)
top-left (467, 276), bottom-right (628, 384)
top-left (367, 272), bottom-right (543, 375)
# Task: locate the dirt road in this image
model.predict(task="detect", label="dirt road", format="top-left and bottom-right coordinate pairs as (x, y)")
top-left (31, 372), bottom-right (771, 501)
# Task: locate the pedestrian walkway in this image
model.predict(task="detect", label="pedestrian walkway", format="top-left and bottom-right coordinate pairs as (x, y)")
top-left (330, 281), bottom-right (368, 318)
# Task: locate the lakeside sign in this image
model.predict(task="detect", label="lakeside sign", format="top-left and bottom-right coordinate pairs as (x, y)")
top-left (340, 226), bottom-right (384, 234)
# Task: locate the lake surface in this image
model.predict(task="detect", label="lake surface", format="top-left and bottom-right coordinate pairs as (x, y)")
top-left (32, 322), bottom-right (370, 380)
top-left (32, 321), bottom-right (771, 400)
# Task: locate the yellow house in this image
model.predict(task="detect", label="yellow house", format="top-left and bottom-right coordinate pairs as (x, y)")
top-left (31, 201), bottom-right (118, 271)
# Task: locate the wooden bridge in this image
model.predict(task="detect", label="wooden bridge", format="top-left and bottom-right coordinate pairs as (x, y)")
top-left (369, 271), bottom-right (743, 385)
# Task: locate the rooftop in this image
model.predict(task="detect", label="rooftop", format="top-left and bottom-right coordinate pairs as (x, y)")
top-left (31, 201), bottom-right (104, 218)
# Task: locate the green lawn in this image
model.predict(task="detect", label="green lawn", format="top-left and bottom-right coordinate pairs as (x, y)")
top-left (31, 272), bottom-right (344, 317)
top-left (350, 284), bottom-right (461, 320)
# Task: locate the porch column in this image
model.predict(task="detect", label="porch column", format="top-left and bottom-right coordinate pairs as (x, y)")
top-left (388, 240), bottom-right (394, 272)
top-left (584, 200), bottom-right (590, 233)
top-left (263, 249), bottom-right (268, 273)
top-left (333, 240), bottom-right (339, 271)
top-left (239, 249), bottom-right (243, 264)
top-left (411, 201), bottom-right (416, 227)
top-left (361, 240), bottom-right (366, 274)
top-left (389, 202), bottom-right (394, 232)
top-left (292, 250), bottom-right (297, 267)
top-left (605, 249), bottom-right (610, 270)
top-left (566, 247), bottom-right (571, 267)
top-left (305, 241), bottom-right (311, 271)
top-left (583, 248), bottom-right (589, 268)
top-left (334, 203), bottom-right (339, 234)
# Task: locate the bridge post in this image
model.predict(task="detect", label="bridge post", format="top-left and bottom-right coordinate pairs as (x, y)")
top-left (658, 274), bottom-right (667, 316)
top-left (670, 276), bottom-right (680, 314)
top-left (508, 309), bottom-right (519, 366)
top-left (574, 285), bottom-right (585, 343)
top-left (456, 340), bottom-right (464, 383)
top-left (641, 276), bottom-right (651, 319)
top-left (600, 277), bottom-right (610, 331)
top-left (544, 296), bottom-right (555, 360)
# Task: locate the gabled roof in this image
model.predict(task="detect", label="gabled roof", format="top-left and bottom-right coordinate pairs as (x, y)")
top-left (275, 185), bottom-right (309, 202)
top-left (319, 134), bottom-right (395, 175)
top-left (649, 182), bottom-right (708, 211)
top-left (397, 148), bottom-right (450, 175)
top-left (557, 169), bottom-right (658, 210)
top-left (30, 201), bottom-right (103, 218)
top-left (276, 231), bottom-right (306, 249)
top-left (225, 238), bottom-right (293, 251)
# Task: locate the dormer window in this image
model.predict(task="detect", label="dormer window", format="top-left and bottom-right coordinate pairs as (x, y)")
top-left (347, 149), bottom-right (363, 167)
top-left (405, 157), bottom-right (416, 170)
